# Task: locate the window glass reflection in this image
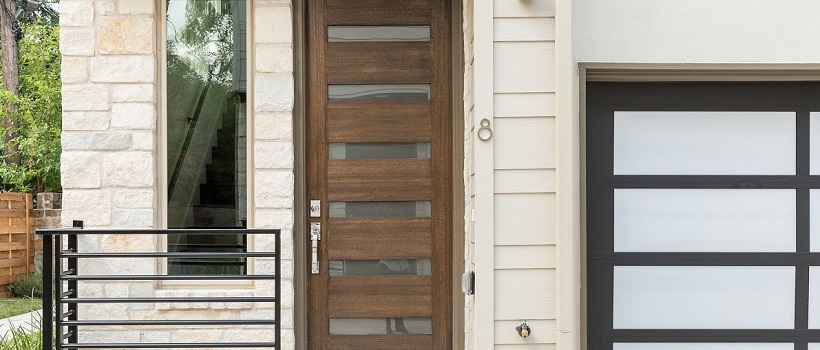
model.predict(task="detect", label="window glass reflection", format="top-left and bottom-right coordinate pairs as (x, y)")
top-left (329, 259), bottom-right (432, 276)
top-left (329, 201), bottom-right (432, 218)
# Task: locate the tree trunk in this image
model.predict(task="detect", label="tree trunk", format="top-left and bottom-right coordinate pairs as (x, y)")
top-left (0, 0), bottom-right (20, 166)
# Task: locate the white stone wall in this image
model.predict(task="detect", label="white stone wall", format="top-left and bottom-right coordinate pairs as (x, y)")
top-left (60, 0), bottom-right (296, 347)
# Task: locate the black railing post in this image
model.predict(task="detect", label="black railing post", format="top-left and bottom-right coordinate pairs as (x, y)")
top-left (42, 232), bottom-right (53, 349)
top-left (275, 230), bottom-right (281, 349)
top-left (54, 233), bottom-right (63, 350)
top-left (67, 221), bottom-right (81, 346)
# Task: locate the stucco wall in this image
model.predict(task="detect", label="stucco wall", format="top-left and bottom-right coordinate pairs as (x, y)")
top-left (573, 0), bottom-right (820, 63)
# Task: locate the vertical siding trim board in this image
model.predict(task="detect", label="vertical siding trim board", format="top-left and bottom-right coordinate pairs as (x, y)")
top-left (474, 0), bottom-right (496, 346)
top-left (555, 0), bottom-right (580, 349)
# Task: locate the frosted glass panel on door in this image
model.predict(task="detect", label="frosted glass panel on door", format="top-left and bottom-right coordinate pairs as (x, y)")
top-left (614, 344), bottom-right (793, 350)
top-left (328, 26), bottom-right (430, 42)
top-left (812, 113), bottom-right (820, 175)
top-left (614, 189), bottom-right (796, 252)
top-left (809, 344), bottom-right (820, 350)
top-left (328, 84), bottom-right (430, 100)
top-left (614, 112), bottom-right (795, 175)
top-left (613, 266), bottom-right (795, 329)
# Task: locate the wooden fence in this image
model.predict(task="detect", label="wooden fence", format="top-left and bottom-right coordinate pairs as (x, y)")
top-left (0, 193), bottom-right (39, 298)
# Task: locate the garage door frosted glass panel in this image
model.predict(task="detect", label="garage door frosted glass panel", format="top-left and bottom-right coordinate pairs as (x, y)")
top-left (806, 267), bottom-right (820, 328)
top-left (613, 266), bottom-right (795, 329)
top-left (615, 189), bottom-right (796, 252)
top-left (614, 344), bottom-right (793, 350)
top-left (811, 112), bottom-right (820, 175)
top-left (811, 190), bottom-right (820, 252)
top-left (614, 112), bottom-right (796, 175)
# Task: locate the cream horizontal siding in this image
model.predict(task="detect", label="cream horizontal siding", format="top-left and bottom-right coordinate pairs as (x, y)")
top-left (492, 0), bottom-right (557, 347)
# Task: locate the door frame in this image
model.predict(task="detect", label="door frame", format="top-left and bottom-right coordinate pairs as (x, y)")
top-left (292, 1), bottom-right (465, 348)
top-left (578, 63), bottom-right (820, 350)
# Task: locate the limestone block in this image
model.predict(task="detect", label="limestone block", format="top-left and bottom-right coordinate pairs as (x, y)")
top-left (280, 259), bottom-right (293, 279)
top-left (173, 330), bottom-right (222, 343)
top-left (61, 152), bottom-right (102, 189)
top-left (281, 329), bottom-right (295, 350)
top-left (255, 112), bottom-right (292, 141)
top-left (60, 1), bottom-right (94, 27)
top-left (112, 84), bottom-right (154, 102)
top-left (62, 132), bottom-right (131, 151)
top-left (111, 209), bottom-right (154, 227)
top-left (130, 132), bottom-right (154, 151)
top-left (62, 84), bottom-right (110, 111)
top-left (102, 152), bottom-right (154, 187)
top-left (119, 0), bottom-right (154, 14)
top-left (99, 18), bottom-right (153, 54)
top-left (61, 190), bottom-right (112, 226)
top-left (254, 73), bottom-right (294, 112)
top-left (254, 258), bottom-right (277, 275)
top-left (62, 57), bottom-right (89, 84)
top-left (254, 141), bottom-right (294, 169)
top-left (103, 284), bottom-right (129, 298)
top-left (101, 233), bottom-right (155, 253)
top-left (78, 283), bottom-right (104, 298)
top-left (60, 29), bottom-right (95, 56)
top-left (255, 6), bottom-right (292, 44)
top-left (255, 171), bottom-right (294, 208)
top-left (111, 103), bottom-right (156, 130)
top-left (222, 329), bottom-right (274, 342)
top-left (256, 44), bottom-right (293, 73)
top-left (253, 209), bottom-right (294, 230)
top-left (113, 190), bottom-right (154, 209)
top-left (140, 332), bottom-right (170, 343)
top-left (129, 283), bottom-right (154, 298)
top-left (77, 330), bottom-right (139, 343)
top-left (90, 56), bottom-right (154, 83)
top-left (95, 0), bottom-right (115, 16)
top-left (63, 111), bottom-right (110, 131)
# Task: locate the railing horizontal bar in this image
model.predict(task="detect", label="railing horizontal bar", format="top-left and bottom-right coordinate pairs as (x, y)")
top-left (61, 275), bottom-right (276, 281)
top-left (38, 229), bottom-right (279, 235)
top-left (63, 320), bottom-right (275, 326)
top-left (62, 252), bottom-right (275, 258)
top-left (63, 297), bottom-right (276, 303)
top-left (61, 343), bottom-right (276, 348)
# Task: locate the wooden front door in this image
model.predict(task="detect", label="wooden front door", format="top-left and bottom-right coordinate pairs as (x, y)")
top-left (306, 0), bottom-right (452, 349)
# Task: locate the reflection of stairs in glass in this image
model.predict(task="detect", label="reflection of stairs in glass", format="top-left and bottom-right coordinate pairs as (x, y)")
top-left (192, 105), bottom-right (237, 228)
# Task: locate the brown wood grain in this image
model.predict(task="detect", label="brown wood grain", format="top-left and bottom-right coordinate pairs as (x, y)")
top-left (329, 276), bottom-right (432, 317)
top-left (328, 218), bottom-right (432, 259)
top-left (325, 0), bottom-right (431, 25)
top-left (327, 42), bottom-right (431, 84)
top-left (327, 159), bottom-right (431, 201)
top-left (327, 101), bottom-right (431, 143)
top-left (309, 0), bottom-right (451, 347)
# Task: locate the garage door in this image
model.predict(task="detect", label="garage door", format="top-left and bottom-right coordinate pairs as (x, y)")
top-left (587, 82), bottom-right (820, 350)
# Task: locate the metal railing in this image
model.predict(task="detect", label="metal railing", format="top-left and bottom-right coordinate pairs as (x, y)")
top-left (40, 225), bottom-right (281, 349)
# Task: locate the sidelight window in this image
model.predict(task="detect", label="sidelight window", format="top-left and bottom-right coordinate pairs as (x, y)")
top-left (162, 0), bottom-right (249, 275)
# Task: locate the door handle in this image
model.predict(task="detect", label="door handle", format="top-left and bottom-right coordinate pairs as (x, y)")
top-left (310, 222), bottom-right (321, 274)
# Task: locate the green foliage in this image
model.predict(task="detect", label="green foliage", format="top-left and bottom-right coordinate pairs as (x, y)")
top-left (0, 311), bottom-right (43, 350)
top-left (8, 274), bottom-right (43, 299)
top-left (0, 18), bottom-right (62, 194)
top-left (0, 298), bottom-right (41, 320)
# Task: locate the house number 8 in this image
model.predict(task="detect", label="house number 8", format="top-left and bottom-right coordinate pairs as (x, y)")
top-left (478, 118), bottom-right (493, 141)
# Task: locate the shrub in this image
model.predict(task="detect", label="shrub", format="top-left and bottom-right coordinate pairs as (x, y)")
top-left (8, 274), bottom-right (43, 299)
